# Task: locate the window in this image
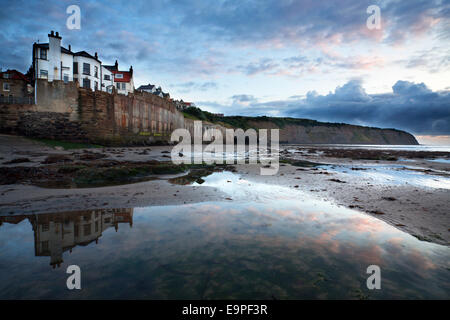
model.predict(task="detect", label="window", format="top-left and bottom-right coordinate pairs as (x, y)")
top-left (82, 78), bottom-right (90, 89)
top-left (104, 74), bottom-right (110, 81)
top-left (94, 66), bottom-right (98, 78)
top-left (63, 74), bottom-right (69, 83)
top-left (3, 83), bottom-right (10, 91)
top-left (94, 81), bottom-right (98, 90)
top-left (40, 70), bottom-right (48, 79)
top-left (83, 63), bottom-right (90, 75)
top-left (115, 73), bottom-right (123, 79)
top-left (3, 73), bottom-right (9, 79)
top-left (95, 221), bottom-right (99, 232)
top-left (116, 82), bottom-right (120, 90)
top-left (73, 62), bottom-right (78, 74)
top-left (40, 49), bottom-right (47, 60)
top-left (122, 83), bottom-right (126, 90)
top-left (83, 224), bottom-right (91, 236)
top-left (74, 225), bottom-right (79, 237)
top-left (42, 223), bottom-right (49, 232)
top-left (41, 241), bottom-right (49, 252)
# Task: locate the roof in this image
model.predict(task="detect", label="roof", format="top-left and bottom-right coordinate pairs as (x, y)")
top-left (0, 69), bottom-right (29, 82)
top-left (74, 51), bottom-right (101, 63)
top-left (34, 43), bottom-right (73, 55)
top-left (103, 65), bottom-right (118, 72)
top-left (137, 84), bottom-right (155, 91)
top-left (112, 70), bottom-right (132, 83)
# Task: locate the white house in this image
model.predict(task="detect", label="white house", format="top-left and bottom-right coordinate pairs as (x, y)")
top-left (33, 31), bottom-right (74, 83)
top-left (73, 51), bottom-right (101, 91)
top-left (103, 61), bottom-right (134, 95)
top-left (101, 65), bottom-right (114, 93)
top-left (136, 83), bottom-right (170, 99)
top-left (32, 31), bottom-right (134, 94)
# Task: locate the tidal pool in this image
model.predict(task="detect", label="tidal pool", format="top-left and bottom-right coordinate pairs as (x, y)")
top-left (0, 172), bottom-right (448, 299)
top-left (322, 164), bottom-right (450, 190)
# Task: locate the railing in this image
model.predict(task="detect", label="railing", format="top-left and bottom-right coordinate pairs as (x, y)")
top-left (0, 96), bottom-right (35, 104)
top-left (37, 75), bottom-right (75, 82)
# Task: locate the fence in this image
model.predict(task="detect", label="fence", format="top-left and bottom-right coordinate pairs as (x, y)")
top-left (0, 95), bottom-right (35, 104)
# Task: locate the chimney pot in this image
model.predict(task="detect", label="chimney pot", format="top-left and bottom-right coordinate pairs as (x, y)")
top-left (55, 31), bottom-right (59, 37)
top-left (51, 30), bottom-right (54, 36)
top-left (68, 44), bottom-right (71, 51)
top-left (95, 52), bottom-right (98, 59)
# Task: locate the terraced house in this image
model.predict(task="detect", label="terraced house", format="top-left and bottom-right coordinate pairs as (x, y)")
top-left (32, 31), bottom-right (134, 95)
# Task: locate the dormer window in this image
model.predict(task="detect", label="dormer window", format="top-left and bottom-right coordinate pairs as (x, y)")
top-left (115, 74), bottom-right (123, 79)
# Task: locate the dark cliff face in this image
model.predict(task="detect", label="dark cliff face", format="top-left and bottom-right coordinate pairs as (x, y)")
top-left (246, 120), bottom-right (419, 145)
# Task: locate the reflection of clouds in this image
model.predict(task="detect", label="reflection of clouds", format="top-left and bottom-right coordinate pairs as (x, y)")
top-left (2, 195), bottom-right (448, 299)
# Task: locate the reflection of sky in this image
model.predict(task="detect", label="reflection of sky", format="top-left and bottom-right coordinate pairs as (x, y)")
top-left (0, 172), bottom-right (449, 299)
top-left (322, 164), bottom-right (450, 190)
top-left (428, 159), bottom-right (450, 164)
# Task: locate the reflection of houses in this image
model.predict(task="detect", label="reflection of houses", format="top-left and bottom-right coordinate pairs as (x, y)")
top-left (0, 208), bottom-right (133, 268)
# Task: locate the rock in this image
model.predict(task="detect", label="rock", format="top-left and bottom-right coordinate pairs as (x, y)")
top-left (3, 158), bottom-right (31, 164)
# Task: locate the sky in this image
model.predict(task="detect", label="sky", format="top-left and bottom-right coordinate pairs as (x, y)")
top-left (0, 0), bottom-right (449, 143)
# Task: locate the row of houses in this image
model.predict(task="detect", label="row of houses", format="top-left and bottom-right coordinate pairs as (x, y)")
top-left (33, 31), bottom-right (134, 95)
top-left (1, 31), bottom-right (200, 110)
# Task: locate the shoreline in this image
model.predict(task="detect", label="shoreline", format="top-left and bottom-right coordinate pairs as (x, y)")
top-left (0, 134), bottom-right (449, 246)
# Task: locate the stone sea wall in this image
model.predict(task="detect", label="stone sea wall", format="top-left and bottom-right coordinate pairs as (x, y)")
top-left (0, 80), bottom-right (187, 145)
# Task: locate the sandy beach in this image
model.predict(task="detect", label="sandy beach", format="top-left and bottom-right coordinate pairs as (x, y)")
top-left (0, 134), bottom-right (449, 246)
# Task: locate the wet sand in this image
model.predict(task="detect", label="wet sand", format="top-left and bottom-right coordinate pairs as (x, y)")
top-left (0, 134), bottom-right (449, 245)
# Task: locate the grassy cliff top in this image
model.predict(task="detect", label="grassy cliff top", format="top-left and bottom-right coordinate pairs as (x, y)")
top-left (183, 106), bottom-right (406, 133)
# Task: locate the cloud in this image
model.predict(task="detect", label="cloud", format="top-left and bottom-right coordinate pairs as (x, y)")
top-left (236, 58), bottom-right (279, 76)
top-left (198, 80), bottom-right (450, 135)
top-left (170, 81), bottom-right (218, 93)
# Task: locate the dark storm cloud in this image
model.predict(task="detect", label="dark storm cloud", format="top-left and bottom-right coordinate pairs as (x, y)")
top-left (199, 80), bottom-right (450, 135)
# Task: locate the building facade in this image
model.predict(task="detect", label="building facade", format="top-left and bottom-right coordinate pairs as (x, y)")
top-left (0, 69), bottom-right (32, 102)
top-left (32, 31), bottom-right (134, 95)
top-left (104, 61), bottom-right (134, 95)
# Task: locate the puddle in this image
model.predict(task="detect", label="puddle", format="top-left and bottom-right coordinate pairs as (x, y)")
top-left (322, 164), bottom-right (450, 190)
top-left (428, 158), bottom-right (450, 164)
top-left (0, 172), bottom-right (449, 299)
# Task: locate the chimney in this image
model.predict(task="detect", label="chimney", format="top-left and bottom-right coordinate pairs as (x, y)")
top-left (95, 52), bottom-right (98, 59)
top-left (114, 60), bottom-right (118, 70)
top-left (48, 31), bottom-right (62, 81)
top-left (129, 65), bottom-right (133, 75)
top-left (48, 30), bottom-right (62, 39)
top-left (68, 44), bottom-right (71, 51)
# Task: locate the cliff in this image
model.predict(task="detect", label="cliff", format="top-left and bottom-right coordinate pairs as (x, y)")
top-left (208, 116), bottom-right (419, 145)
